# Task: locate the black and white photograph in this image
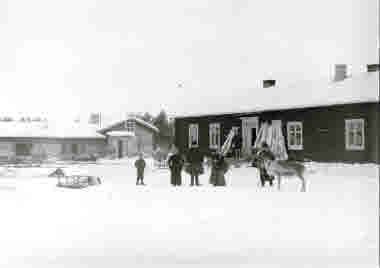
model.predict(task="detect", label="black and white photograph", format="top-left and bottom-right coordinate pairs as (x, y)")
top-left (0, 0), bottom-right (378, 267)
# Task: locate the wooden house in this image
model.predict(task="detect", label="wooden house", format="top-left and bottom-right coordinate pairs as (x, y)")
top-left (99, 117), bottom-right (159, 158)
top-left (174, 65), bottom-right (379, 163)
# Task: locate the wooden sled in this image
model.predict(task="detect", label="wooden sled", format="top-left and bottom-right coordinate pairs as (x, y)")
top-left (50, 168), bottom-right (101, 189)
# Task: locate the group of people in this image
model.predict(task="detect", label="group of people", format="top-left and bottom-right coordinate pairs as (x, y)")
top-left (134, 143), bottom-right (229, 187)
top-left (167, 143), bottom-right (229, 187)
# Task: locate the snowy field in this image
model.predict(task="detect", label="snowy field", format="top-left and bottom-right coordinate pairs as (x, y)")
top-left (0, 158), bottom-right (378, 268)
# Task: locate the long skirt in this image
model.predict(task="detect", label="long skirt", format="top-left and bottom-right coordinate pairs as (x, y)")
top-left (209, 167), bottom-right (218, 185)
top-left (214, 170), bottom-right (226, 186)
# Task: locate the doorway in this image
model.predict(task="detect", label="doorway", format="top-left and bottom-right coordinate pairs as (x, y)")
top-left (251, 128), bottom-right (257, 148)
top-left (240, 117), bottom-right (259, 155)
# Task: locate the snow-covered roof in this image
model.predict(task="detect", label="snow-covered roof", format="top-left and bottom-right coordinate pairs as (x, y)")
top-left (0, 121), bottom-right (105, 139)
top-left (175, 71), bottom-right (379, 118)
top-left (106, 131), bottom-right (135, 137)
top-left (133, 117), bottom-right (159, 133)
top-left (99, 117), bottom-right (159, 133)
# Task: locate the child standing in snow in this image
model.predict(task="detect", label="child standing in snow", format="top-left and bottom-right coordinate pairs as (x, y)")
top-left (135, 154), bottom-right (146, 185)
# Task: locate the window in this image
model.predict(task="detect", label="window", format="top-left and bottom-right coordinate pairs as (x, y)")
top-left (345, 119), bottom-right (365, 150)
top-left (188, 123), bottom-right (199, 148)
top-left (125, 120), bottom-right (135, 132)
top-left (287, 122), bottom-right (303, 150)
top-left (16, 143), bottom-right (33, 156)
top-left (209, 123), bottom-right (221, 149)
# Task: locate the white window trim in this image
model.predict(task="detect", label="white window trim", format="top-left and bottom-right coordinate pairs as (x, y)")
top-left (209, 123), bottom-right (221, 149)
top-left (287, 121), bottom-right (303, 150)
top-left (189, 123), bottom-right (199, 148)
top-left (345, 119), bottom-right (365, 151)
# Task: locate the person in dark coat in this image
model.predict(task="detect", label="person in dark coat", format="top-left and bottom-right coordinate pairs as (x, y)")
top-left (186, 143), bottom-right (204, 186)
top-left (213, 154), bottom-right (229, 186)
top-left (258, 142), bottom-right (275, 187)
top-left (168, 150), bottom-right (184, 186)
top-left (231, 131), bottom-right (242, 160)
top-left (134, 154), bottom-right (146, 185)
top-left (209, 151), bottom-right (218, 185)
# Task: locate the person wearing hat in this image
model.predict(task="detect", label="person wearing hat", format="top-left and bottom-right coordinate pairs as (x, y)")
top-left (134, 153), bottom-right (146, 185)
top-left (186, 142), bottom-right (204, 186)
top-left (168, 147), bottom-right (185, 186)
top-left (213, 153), bottom-right (229, 186)
top-left (258, 142), bottom-right (275, 187)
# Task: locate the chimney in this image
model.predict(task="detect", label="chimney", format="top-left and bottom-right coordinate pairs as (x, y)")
top-left (263, 80), bottom-right (276, 88)
top-left (333, 64), bottom-right (347, 82)
top-left (366, 64), bottom-right (379, 72)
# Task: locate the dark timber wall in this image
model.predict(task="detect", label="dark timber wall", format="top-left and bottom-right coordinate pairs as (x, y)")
top-left (174, 102), bottom-right (379, 163)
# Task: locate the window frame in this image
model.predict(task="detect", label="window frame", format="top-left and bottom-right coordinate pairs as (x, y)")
top-left (345, 118), bottom-right (365, 151)
top-left (188, 123), bottom-right (199, 148)
top-left (209, 123), bottom-right (221, 149)
top-left (287, 121), bottom-right (303, 150)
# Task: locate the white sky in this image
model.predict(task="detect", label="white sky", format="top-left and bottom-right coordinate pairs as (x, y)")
top-left (0, 0), bottom-right (378, 121)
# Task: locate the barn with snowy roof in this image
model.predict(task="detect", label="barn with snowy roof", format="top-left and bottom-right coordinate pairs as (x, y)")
top-left (174, 64), bottom-right (379, 163)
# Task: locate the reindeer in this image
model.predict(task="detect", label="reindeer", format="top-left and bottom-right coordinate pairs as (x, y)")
top-left (256, 148), bottom-right (307, 192)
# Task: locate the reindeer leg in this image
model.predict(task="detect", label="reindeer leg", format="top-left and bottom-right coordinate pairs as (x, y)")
top-left (277, 175), bottom-right (281, 191)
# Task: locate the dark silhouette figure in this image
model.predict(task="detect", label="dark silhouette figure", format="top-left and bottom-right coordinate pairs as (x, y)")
top-left (134, 154), bottom-right (146, 185)
top-left (168, 152), bottom-right (184, 186)
top-left (258, 143), bottom-right (275, 187)
top-left (186, 143), bottom-right (204, 186)
top-left (212, 154), bottom-right (229, 186)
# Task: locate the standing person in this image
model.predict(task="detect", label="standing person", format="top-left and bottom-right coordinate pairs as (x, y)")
top-left (209, 150), bottom-right (219, 185)
top-left (231, 129), bottom-right (242, 160)
top-left (134, 153), bottom-right (146, 185)
top-left (186, 142), bottom-right (204, 186)
top-left (258, 142), bottom-right (275, 187)
top-left (236, 133), bottom-right (242, 160)
top-left (213, 153), bottom-right (229, 186)
top-left (168, 149), bottom-right (184, 186)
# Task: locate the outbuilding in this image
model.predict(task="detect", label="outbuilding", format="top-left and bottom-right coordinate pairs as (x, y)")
top-left (99, 117), bottom-right (159, 158)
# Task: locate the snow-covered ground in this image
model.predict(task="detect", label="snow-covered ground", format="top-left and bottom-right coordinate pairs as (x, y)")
top-left (0, 158), bottom-right (378, 268)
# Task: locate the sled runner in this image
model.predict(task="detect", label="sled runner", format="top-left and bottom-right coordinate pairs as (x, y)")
top-left (56, 175), bottom-right (101, 189)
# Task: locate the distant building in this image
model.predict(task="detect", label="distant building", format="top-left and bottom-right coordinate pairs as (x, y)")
top-left (0, 121), bottom-right (106, 162)
top-left (0, 116), bottom-right (160, 162)
top-left (98, 117), bottom-right (159, 158)
top-left (174, 64), bottom-right (379, 163)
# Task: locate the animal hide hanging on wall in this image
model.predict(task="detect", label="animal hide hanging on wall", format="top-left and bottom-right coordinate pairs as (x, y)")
top-left (254, 121), bottom-right (288, 161)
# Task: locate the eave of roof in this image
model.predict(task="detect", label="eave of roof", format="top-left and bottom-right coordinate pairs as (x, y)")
top-left (174, 99), bottom-right (379, 119)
